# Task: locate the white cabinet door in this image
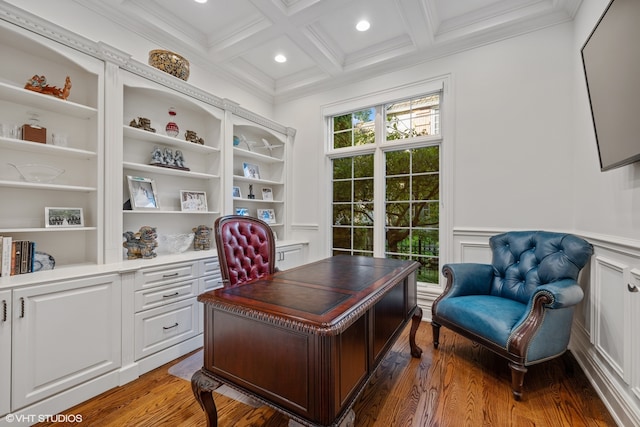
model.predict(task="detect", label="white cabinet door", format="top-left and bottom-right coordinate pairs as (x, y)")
top-left (11, 274), bottom-right (121, 410)
top-left (276, 244), bottom-right (304, 270)
top-left (0, 290), bottom-right (10, 417)
top-left (630, 269), bottom-right (640, 402)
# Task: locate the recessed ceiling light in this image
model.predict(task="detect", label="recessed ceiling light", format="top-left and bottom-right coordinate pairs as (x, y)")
top-left (356, 20), bottom-right (370, 32)
top-left (194, 0), bottom-right (207, 3)
top-left (274, 54), bottom-right (287, 63)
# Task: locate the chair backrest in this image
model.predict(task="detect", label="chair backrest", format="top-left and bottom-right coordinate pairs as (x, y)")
top-left (489, 231), bottom-right (593, 304)
top-left (214, 215), bottom-right (277, 287)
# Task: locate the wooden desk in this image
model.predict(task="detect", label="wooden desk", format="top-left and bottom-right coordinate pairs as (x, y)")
top-left (191, 255), bottom-right (423, 427)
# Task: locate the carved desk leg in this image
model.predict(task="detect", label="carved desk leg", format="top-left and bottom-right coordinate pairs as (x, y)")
top-left (410, 306), bottom-right (423, 358)
top-left (191, 369), bottom-right (221, 427)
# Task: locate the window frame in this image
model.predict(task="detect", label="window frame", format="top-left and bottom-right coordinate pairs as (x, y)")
top-left (323, 76), bottom-right (452, 289)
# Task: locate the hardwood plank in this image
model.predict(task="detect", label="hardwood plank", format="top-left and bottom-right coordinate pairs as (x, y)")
top-left (34, 322), bottom-right (616, 427)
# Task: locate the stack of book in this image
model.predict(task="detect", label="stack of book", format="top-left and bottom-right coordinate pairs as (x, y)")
top-left (0, 236), bottom-right (37, 276)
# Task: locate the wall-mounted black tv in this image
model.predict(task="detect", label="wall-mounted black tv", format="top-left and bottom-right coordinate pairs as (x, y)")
top-left (581, 0), bottom-right (640, 171)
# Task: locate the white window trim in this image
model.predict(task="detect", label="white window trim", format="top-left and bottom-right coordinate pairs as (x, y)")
top-left (322, 75), bottom-right (454, 290)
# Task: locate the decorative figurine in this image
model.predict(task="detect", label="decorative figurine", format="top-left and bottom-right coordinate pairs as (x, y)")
top-left (165, 107), bottom-right (179, 137)
top-left (148, 146), bottom-right (190, 171)
top-left (192, 225), bottom-right (212, 251)
top-left (122, 226), bottom-right (158, 259)
top-left (247, 184), bottom-right (255, 199)
top-left (130, 117), bottom-right (156, 133)
top-left (150, 146), bottom-right (164, 165)
top-left (185, 129), bottom-right (204, 145)
top-left (257, 138), bottom-right (283, 157)
top-left (24, 75), bottom-right (72, 100)
top-left (174, 150), bottom-right (186, 168)
top-left (163, 147), bottom-right (175, 166)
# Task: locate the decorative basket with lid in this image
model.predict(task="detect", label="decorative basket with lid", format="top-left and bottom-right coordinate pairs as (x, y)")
top-left (148, 49), bottom-right (190, 81)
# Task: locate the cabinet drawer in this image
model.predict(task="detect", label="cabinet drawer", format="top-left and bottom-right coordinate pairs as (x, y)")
top-left (200, 274), bottom-right (223, 293)
top-left (136, 262), bottom-right (198, 290)
top-left (134, 298), bottom-right (198, 360)
top-left (200, 257), bottom-right (220, 276)
top-left (134, 279), bottom-right (199, 312)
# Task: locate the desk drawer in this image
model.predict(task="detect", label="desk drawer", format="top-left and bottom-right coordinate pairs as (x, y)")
top-left (134, 279), bottom-right (199, 312)
top-left (134, 299), bottom-right (198, 360)
top-left (136, 262), bottom-right (198, 290)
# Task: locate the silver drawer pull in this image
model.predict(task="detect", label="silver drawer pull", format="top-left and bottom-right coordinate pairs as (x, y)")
top-left (163, 322), bottom-right (179, 330)
top-left (162, 272), bottom-right (179, 278)
top-left (163, 292), bottom-right (180, 298)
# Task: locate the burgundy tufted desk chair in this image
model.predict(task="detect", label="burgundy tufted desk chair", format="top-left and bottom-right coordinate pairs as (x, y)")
top-left (214, 215), bottom-right (277, 287)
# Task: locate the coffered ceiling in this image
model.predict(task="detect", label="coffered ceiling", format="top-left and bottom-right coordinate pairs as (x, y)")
top-left (78, 0), bottom-right (582, 102)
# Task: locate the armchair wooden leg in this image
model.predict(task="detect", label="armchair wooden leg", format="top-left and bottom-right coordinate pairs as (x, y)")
top-left (432, 321), bottom-right (441, 349)
top-left (191, 369), bottom-right (221, 427)
top-left (508, 362), bottom-right (527, 401)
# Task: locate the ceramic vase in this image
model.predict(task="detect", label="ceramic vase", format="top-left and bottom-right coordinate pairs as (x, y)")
top-left (165, 107), bottom-right (179, 137)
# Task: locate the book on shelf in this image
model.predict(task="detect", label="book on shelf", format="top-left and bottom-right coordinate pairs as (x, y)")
top-left (4, 239), bottom-right (37, 276)
top-left (11, 240), bottom-right (20, 276)
top-left (0, 236), bottom-right (12, 277)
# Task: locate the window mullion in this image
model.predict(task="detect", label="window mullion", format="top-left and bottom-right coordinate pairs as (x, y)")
top-left (373, 106), bottom-right (386, 257)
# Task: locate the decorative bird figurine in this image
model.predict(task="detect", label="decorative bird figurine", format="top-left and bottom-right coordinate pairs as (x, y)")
top-left (257, 138), bottom-right (283, 156)
top-left (238, 134), bottom-right (257, 151)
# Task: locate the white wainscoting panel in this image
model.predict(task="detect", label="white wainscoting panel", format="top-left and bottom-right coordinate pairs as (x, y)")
top-left (592, 256), bottom-right (628, 382)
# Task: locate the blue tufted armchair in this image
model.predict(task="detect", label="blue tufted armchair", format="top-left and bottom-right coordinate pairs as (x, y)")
top-left (431, 231), bottom-right (593, 400)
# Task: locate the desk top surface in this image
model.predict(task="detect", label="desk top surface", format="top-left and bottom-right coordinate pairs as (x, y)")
top-left (199, 255), bottom-right (419, 329)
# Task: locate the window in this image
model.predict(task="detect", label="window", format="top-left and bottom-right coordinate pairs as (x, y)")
top-left (386, 95), bottom-right (440, 139)
top-left (385, 146), bottom-right (439, 283)
top-left (332, 108), bottom-right (376, 149)
top-left (329, 91), bottom-right (442, 284)
top-left (332, 154), bottom-right (374, 256)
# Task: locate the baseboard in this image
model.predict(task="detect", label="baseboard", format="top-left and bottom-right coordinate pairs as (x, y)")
top-left (570, 326), bottom-right (640, 427)
top-left (135, 334), bottom-right (203, 376)
top-left (0, 371), bottom-right (120, 426)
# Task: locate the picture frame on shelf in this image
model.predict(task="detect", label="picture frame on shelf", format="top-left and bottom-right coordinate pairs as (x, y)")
top-left (261, 187), bottom-right (273, 201)
top-left (257, 208), bottom-right (276, 224)
top-left (242, 162), bottom-right (261, 180)
top-left (180, 190), bottom-right (207, 212)
top-left (127, 175), bottom-right (159, 210)
top-left (235, 207), bottom-right (249, 216)
top-left (45, 207), bottom-right (84, 228)
top-left (232, 186), bottom-right (242, 199)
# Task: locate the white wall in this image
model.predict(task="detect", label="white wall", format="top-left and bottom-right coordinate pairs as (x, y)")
top-left (3, 0), bottom-right (275, 117)
top-left (276, 23), bottom-right (577, 263)
top-left (572, 0), bottom-right (640, 242)
top-left (11, 0), bottom-right (638, 256)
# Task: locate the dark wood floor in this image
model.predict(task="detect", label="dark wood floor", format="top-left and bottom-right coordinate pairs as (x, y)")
top-left (35, 322), bottom-right (617, 426)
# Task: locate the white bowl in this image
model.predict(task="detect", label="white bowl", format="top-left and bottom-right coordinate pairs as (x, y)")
top-left (8, 163), bottom-right (65, 183)
top-left (160, 233), bottom-right (195, 253)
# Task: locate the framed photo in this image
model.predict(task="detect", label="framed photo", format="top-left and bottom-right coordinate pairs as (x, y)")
top-left (180, 190), bottom-right (208, 212)
top-left (232, 186), bottom-right (242, 199)
top-left (261, 187), bottom-right (273, 201)
top-left (235, 207), bottom-right (249, 216)
top-left (45, 207), bottom-right (84, 228)
top-left (257, 208), bottom-right (276, 224)
top-left (242, 162), bottom-right (261, 180)
top-left (127, 176), bottom-right (159, 210)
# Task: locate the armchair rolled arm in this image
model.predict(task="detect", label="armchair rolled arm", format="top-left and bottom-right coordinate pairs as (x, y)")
top-left (441, 263), bottom-right (494, 297)
top-left (534, 279), bottom-right (584, 309)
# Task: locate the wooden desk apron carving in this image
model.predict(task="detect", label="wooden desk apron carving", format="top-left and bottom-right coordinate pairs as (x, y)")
top-left (191, 255), bottom-right (423, 427)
